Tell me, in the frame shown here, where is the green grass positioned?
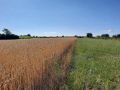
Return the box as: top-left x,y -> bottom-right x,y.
19,35 -> 32,39
62,38 -> 120,90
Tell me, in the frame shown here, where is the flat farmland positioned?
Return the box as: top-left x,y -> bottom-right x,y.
0,38 -> 75,90
63,39 -> 120,90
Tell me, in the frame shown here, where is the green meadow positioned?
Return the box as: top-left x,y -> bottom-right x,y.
62,38 -> 120,90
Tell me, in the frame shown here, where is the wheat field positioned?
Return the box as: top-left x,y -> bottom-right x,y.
0,38 -> 75,90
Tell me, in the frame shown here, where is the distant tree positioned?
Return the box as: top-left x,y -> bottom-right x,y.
96,35 -> 101,39
62,35 -> 64,37
74,35 -> 83,38
87,33 -> 93,38
112,35 -> 117,39
0,28 -> 19,39
101,34 -> 110,39
117,34 -> 120,38
0,34 -> 5,39
27,34 -> 31,37
19,35 -> 31,39
32,36 -> 36,38
2,28 -> 12,35
74,35 -> 78,37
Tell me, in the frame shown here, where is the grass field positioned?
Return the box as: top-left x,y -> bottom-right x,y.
62,38 -> 120,90
0,38 -> 75,90
1,38 -> 120,90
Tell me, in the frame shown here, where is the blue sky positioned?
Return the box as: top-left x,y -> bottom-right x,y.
0,0 -> 120,36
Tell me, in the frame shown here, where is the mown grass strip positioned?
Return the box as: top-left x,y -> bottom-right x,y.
62,38 -> 120,90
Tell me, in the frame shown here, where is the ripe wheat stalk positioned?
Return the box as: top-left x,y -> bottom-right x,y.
0,38 -> 75,90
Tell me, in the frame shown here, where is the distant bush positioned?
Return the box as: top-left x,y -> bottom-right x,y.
112,34 -> 120,39
96,35 -> 101,39
87,33 -> 93,38
74,35 -> 84,38
101,34 -> 110,39
74,35 -> 78,37
117,34 -> 120,37
112,35 -> 117,39
19,35 -> 32,39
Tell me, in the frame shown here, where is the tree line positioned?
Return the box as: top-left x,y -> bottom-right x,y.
75,33 -> 120,39
0,28 -> 33,40
0,28 -> 19,39
0,28 -> 120,40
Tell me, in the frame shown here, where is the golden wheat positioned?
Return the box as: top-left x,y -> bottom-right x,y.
0,38 -> 75,90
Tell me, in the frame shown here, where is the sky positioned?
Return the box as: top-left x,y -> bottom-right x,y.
0,0 -> 120,36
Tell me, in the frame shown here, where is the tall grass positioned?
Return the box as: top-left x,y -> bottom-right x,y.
63,38 -> 120,90
0,38 -> 75,90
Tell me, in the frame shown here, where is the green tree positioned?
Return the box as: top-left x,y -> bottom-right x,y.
2,28 -> 12,35
101,34 -> 110,39
27,34 -> 31,37
87,33 -> 93,38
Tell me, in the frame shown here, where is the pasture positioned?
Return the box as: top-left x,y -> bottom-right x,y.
63,38 -> 120,90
